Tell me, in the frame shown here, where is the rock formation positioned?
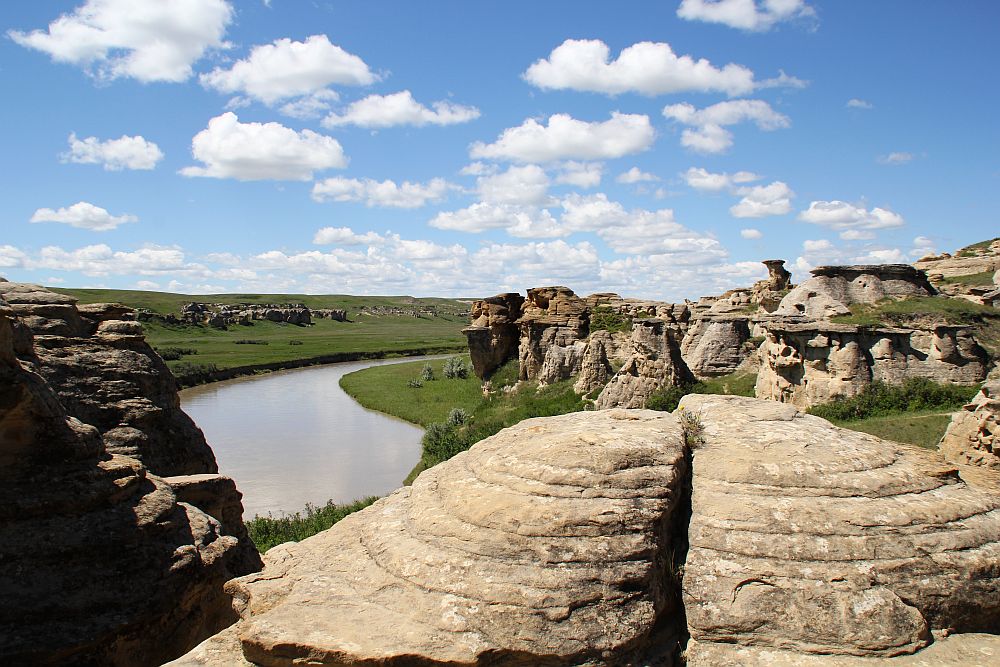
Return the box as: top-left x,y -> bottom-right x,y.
749,259 -> 793,312
0,284 -> 261,665
179,302 -> 314,328
174,396 -> 1000,666
462,292 -> 524,379
572,329 -> 630,396
776,264 -> 935,319
517,286 -> 590,382
595,318 -> 693,409
755,319 -> 988,407
679,314 -> 754,379
939,379 -> 1000,469
915,238 -> 1000,278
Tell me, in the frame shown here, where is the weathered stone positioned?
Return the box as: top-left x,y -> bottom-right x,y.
517,286 -> 588,382
595,319 -> 694,409
776,264 -> 935,319
915,241 -> 1000,279
463,292 -> 524,379
679,394 -> 1000,658
171,410 -> 690,666
749,259 -> 793,312
939,380 -> 1000,469
755,320 -> 988,407
679,314 -> 753,378
573,330 -> 630,396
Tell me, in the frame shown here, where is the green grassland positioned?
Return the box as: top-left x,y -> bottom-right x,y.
936,271 -> 996,286
833,411 -> 955,449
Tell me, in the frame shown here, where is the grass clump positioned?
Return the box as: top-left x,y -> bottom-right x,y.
443,356 -> 470,379
835,412 -> 956,449
155,346 -> 196,361
234,338 -> 269,345
420,363 -> 435,381
646,372 -> 758,412
831,296 -> 996,327
807,378 -> 973,422
936,271 -> 996,286
246,496 -> 378,553
170,361 -> 219,385
589,307 -> 632,334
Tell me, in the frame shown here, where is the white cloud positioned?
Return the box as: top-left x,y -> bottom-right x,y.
839,229 -> 875,241
470,112 -> 654,163
683,166 -> 759,191
313,227 -> 387,245
911,235 -> 937,258
429,203 -> 563,238
729,181 -> 794,217
877,151 -> 914,165
35,244 -> 192,276
9,0 -> 233,83
180,112 -> 347,181
740,228 -> 763,239
477,165 -> 552,206
459,162 -> 496,177
858,248 -> 906,264
847,98 -> 873,110
0,246 -> 29,269
523,38 -> 756,96
134,280 -> 160,290
560,193 -> 629,232
803,238 -> 834,253
311,176 -> 455,208
677,0 -> 816,32
554,162 -> 603,188
798,200 -> 905,230
62,133 -> 163,170
278,90 -> 340,120
30,201 -> 137,231
200,35 -> 375,105
322,90 -> 480,128
663,99 -> 790,153
617,167 -> 660,184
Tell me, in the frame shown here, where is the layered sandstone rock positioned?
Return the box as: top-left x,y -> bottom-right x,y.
939,380 -> 1000,469
915,239 -> 1000,279
0,290 -> 259,666
776,264 -> 935,319
462,292 -> 524,379
749,259 -> 793,312
572,329 -> 630,396
680,394 -> 1000,659
517,286 -> 589,383
679,314 -> 753,379
595,318 -> 693,409
171,410 -> 690,666
755,320 -> 988,407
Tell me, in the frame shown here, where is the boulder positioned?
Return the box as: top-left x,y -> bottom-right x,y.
462,292 -> 524,379
939,380 -> 1000,469
755,320 -> 988,408
680,394 -> 1000,659
776,264 -> 935,319
595,318 -> 694,409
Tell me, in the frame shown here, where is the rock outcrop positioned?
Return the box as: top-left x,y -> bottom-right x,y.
755,319 -> 988,407
462,292 -> 524,379
595,318 -> 693,409
679,314 -> 754,379
776,264 -> 935,319
939,380 -> 1000,469
915,239 -> 1000,279
176,396 -> 1000,666
749,259 -> 793,312
180,302 -> 313,328
572,329 -> 630,396
517,286 -> 589,383
0,286 -> 261,665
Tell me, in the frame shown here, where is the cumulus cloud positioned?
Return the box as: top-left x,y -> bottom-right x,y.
312,227 -> 387,246
524,39 -> 756,96
740,228 -> 763,239
322,90 -> 480,128
554,162 -> 603,188
560,193 -> 629,231
682,166 -> 759,191
617,167 -> 660,184
0,245 -> 29,269
8,0 -> 233,83
663,99 -> 789,153
429,203 -> 563,238
35,244 -> 191,276
729,181 -> 793,217
677,0 -> 816,32
62,133 -> 163,171
200,35 -> 375,105
476,165 -> 552,206
30,201 -> 137,231
847,98 -> 873,109
877,151 -> 914,165
839,229 -> 875,241
798,200 -> 905,230
180,112 -> 347,181
470,112 -> 654,163
311,176 -> 455,208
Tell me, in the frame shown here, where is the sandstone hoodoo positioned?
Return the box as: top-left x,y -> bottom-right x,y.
775,264 -> 936,319
174,397 -> 1000,665
939,378 -> 1000,469
0,282 -> 261,665
462,292 -> 524,380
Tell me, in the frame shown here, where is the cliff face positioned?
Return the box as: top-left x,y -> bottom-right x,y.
776,264 -> 935,319
174,396 -> 1000,666
0,281 -> 261,665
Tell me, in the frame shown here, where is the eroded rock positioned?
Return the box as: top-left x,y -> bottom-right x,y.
776,265 -> 935,319
679,314 -> 753,379
463,292 -> 524,379
939,380 -> 1000,469
595,318 -> 694,409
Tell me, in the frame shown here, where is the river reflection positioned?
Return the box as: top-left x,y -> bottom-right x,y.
180,357 -> 431,519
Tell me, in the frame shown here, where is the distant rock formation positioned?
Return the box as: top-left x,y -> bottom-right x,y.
749,258 -> 793,312
0,282 -> 261,665
755,319 -> 988,407
775,264 -> 935,319
174,397 -> 1000,665
939,379 -> 1000,469
915,238 -> 1000,278
461,292 -> 524,379
679,314 -> 753,378
517,286 -> 590,382
595,318 -> 694,409
180,302 -> 314,328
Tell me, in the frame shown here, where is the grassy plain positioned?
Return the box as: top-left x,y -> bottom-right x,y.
832,411 -> 955,449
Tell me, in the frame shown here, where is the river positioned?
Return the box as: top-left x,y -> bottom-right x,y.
179,357 -> 432,519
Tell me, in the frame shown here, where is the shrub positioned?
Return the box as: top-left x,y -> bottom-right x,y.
646,385 -> 690,412
421,363 -> 435,381
446,407 -> 471,426
170,362 -> 219,386
234,339 -> 269,345
679,408 -> 705,449
421,422 -> 469,466
288,339 -> 303,346
443,356 -> 469,379
407,379 -> 423,389
807,378 -> 975,422
246,496 -> 378,553
589,306 -> 632,334
156,346 -> 197,361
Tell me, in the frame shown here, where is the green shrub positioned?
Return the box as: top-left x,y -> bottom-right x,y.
589,307 -> 633,334
487,358 -> 520,386
646,385 -> 690,412
446,407 -> 471,426
246,496 -> 378,553
288,339 -> 303,345
421,363 -> 435,381
170,361 -> 219,386
234,338 -> 269,345
807,378 -> 975,422
407,378 -> 423,388
443,356 -> 469,379
156,346 -> 197,361
421,422 -> 469,466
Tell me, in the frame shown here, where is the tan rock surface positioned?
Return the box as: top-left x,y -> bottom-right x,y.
776,264 -> 935,319
939,380 -> 1000,469
517,286 -> 589,382
171,410 -> 690,666
679,314 -> 753,379
596,319 -> 694,409
679,394 -> 1000,658
463,292 -> 524,379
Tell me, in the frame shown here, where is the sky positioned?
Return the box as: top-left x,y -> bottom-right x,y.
1,0 -> 997,301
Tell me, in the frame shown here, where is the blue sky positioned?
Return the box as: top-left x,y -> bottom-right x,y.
1,0 -> 997,300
